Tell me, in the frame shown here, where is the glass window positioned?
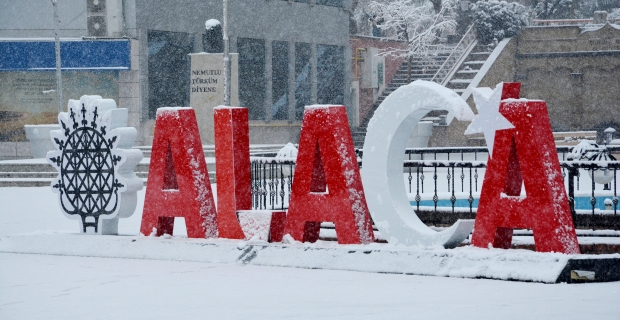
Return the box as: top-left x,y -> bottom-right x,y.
317,0 -> 342,7
272,41 -> 289,120
238,38 -> 266,120
147,30 -> 194,119
295,42 -> 312,120
317,44 -> 344,105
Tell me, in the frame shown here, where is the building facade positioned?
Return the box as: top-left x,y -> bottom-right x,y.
0,0 -> 352,148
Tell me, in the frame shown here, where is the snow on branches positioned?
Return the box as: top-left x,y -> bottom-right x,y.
367,0 -> 457,59
471,0 -> 530,45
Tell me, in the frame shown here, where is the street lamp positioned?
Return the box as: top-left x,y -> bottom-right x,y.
51,0 -> 63,113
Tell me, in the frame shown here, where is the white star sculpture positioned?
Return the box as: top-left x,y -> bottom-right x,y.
464,83 -> 515,158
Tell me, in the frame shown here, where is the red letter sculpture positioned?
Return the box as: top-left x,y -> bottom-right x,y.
213,107 -> 250,239
471,83 -> 580,254
140,107 -> 218,238
284,105 -> 375,244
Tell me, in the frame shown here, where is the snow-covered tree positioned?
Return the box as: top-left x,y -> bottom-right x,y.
367,0 -> 457,83
471,0 -> 530,45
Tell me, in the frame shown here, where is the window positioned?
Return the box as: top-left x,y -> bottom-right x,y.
317,44 -> 344,105
147,31 -> 193,119
238,38 -> 266,120
295,42 -> 312,120
272,41 -> 289,120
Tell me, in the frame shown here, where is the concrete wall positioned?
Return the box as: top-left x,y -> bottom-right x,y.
515,25 -> 620,135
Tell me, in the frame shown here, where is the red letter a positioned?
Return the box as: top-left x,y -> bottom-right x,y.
471,83 -> 580,254
284,106 -> 375,244
140,108 -> 218,238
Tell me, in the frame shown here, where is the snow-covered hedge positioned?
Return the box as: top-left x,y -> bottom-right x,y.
471,0 -> 530,45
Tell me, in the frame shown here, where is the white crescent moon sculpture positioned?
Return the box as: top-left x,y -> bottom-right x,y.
361,80 -> 476,248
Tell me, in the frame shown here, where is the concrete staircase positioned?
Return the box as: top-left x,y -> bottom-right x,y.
0,161 -> 152,187
444,44 -> 492,95
0,144 -> 286,187
352,51 -> 454,147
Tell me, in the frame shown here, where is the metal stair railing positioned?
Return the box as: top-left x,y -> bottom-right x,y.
430,23 -> 477,86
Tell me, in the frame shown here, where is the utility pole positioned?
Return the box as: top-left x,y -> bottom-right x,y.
52,0 -> 63,112
223,0 -> 231,106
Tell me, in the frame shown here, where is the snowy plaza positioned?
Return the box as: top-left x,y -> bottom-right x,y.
3,0 -> 620,319
2,187 -> 620,319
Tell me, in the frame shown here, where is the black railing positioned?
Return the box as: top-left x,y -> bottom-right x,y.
251,146 -> 620,230
251,158 -> 294,211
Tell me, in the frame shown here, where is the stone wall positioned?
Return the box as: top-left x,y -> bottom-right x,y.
439,23 -> 620,147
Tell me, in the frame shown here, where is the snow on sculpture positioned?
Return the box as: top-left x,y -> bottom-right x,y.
361,80 -> 475,248
47,95 -> 143,234
469,83 -> 580,254
213,106 -> 287,242
140,107 -> 218,238
285,105 -> 375,244
213,106 -> 251,239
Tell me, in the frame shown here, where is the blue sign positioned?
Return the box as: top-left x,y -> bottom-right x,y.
0,40 -> 131,71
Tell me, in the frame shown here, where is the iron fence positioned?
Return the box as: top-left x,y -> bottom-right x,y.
250,146 -> 620,230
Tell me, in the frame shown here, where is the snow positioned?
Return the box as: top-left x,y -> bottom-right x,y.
5,228 -> 620,284
304,104 -> 334,109
2,253 -> 619,320
367,0 -> 457,60
1,186 -> 620,318
275,142 -> 298,159
205,19 -> 221,30
237,210 -> 272,241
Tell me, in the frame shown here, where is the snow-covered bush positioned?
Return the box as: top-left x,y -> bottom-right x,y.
471,0 -> 530,45
535,0 -> 579,19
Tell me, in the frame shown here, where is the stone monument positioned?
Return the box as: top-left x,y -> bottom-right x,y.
189,53 -> 239,144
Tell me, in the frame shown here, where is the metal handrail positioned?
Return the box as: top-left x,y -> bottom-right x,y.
430,23 -> 477,84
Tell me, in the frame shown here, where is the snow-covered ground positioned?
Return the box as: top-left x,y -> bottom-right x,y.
2,252 -> 619,319
2,187 -> 620,319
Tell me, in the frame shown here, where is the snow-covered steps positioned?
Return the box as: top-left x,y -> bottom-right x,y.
463,60 -> 487,66
1,233 -> 619,283
448,79 -> 473,84
442,44 -> 492,96
0,177 -> 55,187
0,159 -> 214,187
